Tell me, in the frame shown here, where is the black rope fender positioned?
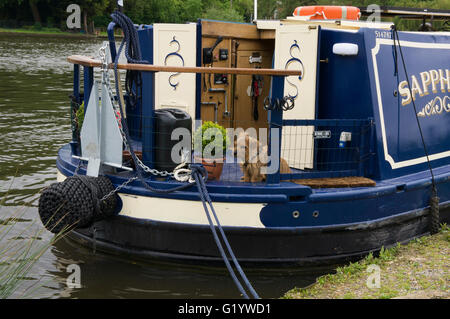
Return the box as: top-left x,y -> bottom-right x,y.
38,175 -> 118,234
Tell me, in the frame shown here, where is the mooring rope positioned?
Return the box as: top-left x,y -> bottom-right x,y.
110,10 -> 259,298
192,167 -> 260,299
392,25 -> 440,234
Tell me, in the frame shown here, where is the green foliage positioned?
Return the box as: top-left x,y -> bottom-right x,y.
76,102 -> 84,131
194,121 -> 230,159
32,21 -> 41,30
203,5 -> 245,22
1,0 -> 449,32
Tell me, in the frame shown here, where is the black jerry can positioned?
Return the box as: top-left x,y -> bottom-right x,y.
153,108 -> 192,172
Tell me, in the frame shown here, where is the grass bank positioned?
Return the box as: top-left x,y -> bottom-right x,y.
283,225 -> 449,299
0,27 -> 116,39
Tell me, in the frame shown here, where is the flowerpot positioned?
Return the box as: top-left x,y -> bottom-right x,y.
195,157 -> 225,181
123,150 -> 143,169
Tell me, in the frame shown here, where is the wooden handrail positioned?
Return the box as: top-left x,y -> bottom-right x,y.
67,55 -> 303,77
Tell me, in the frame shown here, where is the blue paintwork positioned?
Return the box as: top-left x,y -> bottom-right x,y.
73,64 -> 80,103
83,66 -> 94,113
317,28 -> 450,180
136,26 -> 155,167
65,21 -> 450,229
364,30 -> 450,180
266,75 -> 285,184
195,20 -> 202,121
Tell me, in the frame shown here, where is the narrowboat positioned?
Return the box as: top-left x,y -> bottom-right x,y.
39,4 -> 450,274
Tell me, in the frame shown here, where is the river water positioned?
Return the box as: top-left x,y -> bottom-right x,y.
0,33 -> 333,299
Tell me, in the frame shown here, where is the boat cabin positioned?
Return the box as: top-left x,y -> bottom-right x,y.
68,8 -> 450,186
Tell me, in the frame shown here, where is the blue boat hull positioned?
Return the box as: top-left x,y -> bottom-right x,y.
66,201 -> 449,267
55,142 -> 450,266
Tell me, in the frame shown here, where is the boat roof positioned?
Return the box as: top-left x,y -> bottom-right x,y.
359,6 -> 450,20
256,6 -> 449,32
280,17 -> 393,30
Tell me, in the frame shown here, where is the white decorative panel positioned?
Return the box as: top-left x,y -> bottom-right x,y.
153,23 -> 197,119
274,24 -> 319,169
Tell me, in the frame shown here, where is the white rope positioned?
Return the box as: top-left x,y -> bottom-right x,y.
173,162 -> 195,183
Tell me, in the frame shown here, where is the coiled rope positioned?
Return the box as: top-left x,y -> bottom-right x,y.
110,10 -> 144,111
38,175 -> 117,234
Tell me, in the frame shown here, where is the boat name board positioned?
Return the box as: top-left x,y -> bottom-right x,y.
398,68 -> 450,118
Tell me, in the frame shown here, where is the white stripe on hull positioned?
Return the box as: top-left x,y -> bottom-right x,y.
57,170 -> 266,227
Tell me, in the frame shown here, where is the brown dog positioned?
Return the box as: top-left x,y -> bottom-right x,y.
235,132 -> 291,182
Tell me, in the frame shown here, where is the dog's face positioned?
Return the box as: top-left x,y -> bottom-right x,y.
235,133 -> 260,163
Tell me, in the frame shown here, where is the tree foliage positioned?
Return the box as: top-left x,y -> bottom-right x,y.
0,0 -> 448,32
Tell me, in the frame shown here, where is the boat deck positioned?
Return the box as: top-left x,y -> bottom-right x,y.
58,143 -> 450,202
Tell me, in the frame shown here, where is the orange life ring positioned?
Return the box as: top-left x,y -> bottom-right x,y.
293,5 -> 361,21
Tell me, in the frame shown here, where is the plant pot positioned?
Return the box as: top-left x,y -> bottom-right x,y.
123,150 -> 143,169
195,156 -> 225,181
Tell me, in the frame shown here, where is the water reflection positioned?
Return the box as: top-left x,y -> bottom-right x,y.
46,238 -> 330,299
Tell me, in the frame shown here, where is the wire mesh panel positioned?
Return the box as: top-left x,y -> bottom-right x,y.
116,103 -> 373,184
280,119 -> 373,180
281,124 -> 315,170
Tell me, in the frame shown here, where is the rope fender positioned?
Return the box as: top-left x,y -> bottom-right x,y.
38,175 -> 117,234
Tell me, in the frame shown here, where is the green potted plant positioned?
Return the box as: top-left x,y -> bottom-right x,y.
194,121 -> 230,180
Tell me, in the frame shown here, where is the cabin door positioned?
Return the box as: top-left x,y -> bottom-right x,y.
274,24 -> 319,170
153,23 -> 197,120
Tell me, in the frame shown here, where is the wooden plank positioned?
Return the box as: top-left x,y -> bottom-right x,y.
68,55 -> 98,67
291,176 -> 376,188
67,55 -> 303,76
259,30 -> 275,40
201,20 -> 260,39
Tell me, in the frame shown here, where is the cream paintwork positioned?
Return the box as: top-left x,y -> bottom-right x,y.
118,194 -> 265,227
274,24 -> 319,170
371,38 -> 450,169
153,23 -> 197,119
57,170 -> 265,227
